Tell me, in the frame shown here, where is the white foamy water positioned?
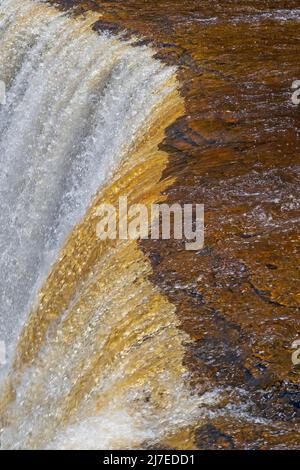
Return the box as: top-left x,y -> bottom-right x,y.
0,0 -> 175,362
46,389 -> 220,450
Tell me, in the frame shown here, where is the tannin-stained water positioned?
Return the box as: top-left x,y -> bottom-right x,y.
2,0 -> 299,451
0,0 -> 221,450
0,0 -> 175,352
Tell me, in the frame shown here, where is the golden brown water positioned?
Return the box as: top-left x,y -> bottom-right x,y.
0,0 -> 300,449
0,74 -> 192,449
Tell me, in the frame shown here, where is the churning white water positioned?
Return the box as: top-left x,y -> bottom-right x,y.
0,0 -> 176,365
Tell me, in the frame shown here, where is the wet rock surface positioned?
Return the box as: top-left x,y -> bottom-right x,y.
49,0 -> 300,448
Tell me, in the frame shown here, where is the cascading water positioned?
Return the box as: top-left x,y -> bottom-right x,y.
0,0 -> 220,450
0,0 -> 176,356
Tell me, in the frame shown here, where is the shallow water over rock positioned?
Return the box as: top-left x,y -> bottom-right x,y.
0,0 -> 299,449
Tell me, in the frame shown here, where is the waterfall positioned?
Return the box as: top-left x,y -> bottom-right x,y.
0,0 -> 175,357
0,0 -> 219,449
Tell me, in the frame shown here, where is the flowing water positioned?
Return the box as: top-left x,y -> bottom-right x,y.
0,0 -> 214,450
0,0 -> 300,450
0,0 -> 175,354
